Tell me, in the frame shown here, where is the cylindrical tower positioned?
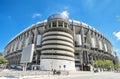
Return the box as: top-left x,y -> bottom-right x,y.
40,14 -> 76,70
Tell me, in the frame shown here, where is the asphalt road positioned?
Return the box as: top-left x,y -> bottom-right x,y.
51,72 -> 120,79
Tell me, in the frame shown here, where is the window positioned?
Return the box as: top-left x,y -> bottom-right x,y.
58,21 -> 63,27
49,25 -> 51,28
75,61 -> 79,63
75,53 -> 79,55
64,23 -> 67,28
84,37 -> 87,43
53,22 -> 56,27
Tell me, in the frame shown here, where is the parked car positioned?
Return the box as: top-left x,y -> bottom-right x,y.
16,66 -> 23,70
10,65 -> 23,70
10,65 -> 17,69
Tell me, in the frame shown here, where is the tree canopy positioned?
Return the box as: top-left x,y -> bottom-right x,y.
93,60 -> 114,68
0,56 -> 8,64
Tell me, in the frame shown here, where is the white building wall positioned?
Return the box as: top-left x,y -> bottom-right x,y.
91,37 -> 96,48
18,41 -> 21,50
18,39 -> 23,50
104,43 -> 108,52
40,59 -> 76,70
10,44 -> 13,53
14,41 -> 17,51
99,40 -> 103,50
41,30 -> 75,70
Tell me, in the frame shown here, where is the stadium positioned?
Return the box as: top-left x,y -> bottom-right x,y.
3,13 -> 118,71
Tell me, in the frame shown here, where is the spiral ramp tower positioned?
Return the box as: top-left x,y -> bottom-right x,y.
40,14 -> 76,70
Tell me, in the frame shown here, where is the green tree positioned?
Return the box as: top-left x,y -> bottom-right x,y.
114,64 -> 120,69
104,60 -> 114,68
93,60 -> 104,67
93,60 -> 114,71
0,56 -> 8,65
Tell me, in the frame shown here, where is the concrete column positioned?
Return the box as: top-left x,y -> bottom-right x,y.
29,31 -> 34,44
72,21 -> 76,41
21,34 -> 24,48
88,29 -> 92,48
28,30 -> 35,45
80,53 -> 83,71
13,41 -> 16,52
15,40 -> 18,51
91,55 -> 93,65
86,52 -> 89,63
24,34 -> 26,47
18,37 -> 21,50
51,21 -> 53,27
24,33 -> 28,47
96,34 -> 99,48
28,31 -> 31,45
33,27 -> 38,44
57,21 -> 58,27
67,23 -> 68,27
81,27 -> 84,45
16,39 -> 18,50
34,28 -> 38,64
63,22 -> 64,27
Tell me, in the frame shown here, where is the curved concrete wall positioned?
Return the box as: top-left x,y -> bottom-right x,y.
41,27 -> 75,70
40,59 -> 76,70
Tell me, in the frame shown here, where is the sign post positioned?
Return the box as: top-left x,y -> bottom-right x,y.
63,65 -> 66,70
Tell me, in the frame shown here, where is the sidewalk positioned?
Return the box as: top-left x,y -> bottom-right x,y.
0,69 -> 115,79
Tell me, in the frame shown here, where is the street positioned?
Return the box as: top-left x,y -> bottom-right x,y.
0,69 -> 120,79
51,72 -> 120,79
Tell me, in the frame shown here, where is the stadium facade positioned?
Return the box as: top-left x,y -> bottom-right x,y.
4,13 -> 118,71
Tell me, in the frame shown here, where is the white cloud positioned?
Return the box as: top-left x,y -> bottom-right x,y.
113,31 -> 120,40
32,13 -> 41,18
61,11 -> 69,18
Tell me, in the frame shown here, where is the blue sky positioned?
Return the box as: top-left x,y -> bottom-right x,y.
0,0 -> 120,58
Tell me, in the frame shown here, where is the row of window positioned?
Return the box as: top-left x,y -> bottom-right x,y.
46,21 -> 68,29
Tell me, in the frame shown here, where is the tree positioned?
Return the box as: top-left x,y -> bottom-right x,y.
114,64 -> 120,69
93,60 -> 114,71
93,60 -> 104,67
104,60 -> 114,68
0,56 -> 8,65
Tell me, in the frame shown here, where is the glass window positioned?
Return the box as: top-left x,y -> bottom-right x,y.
58,21 -> 63,27
64,23 -> 67,28
53,22 -> 56,27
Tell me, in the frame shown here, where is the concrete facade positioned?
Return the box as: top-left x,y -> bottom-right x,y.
3,13 -> 118,71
